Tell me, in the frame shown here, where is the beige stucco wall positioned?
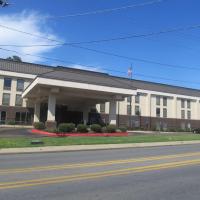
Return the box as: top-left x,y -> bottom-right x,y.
96,90 -> 200,120
0,75 -> 31,108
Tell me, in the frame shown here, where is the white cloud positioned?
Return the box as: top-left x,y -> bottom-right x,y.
0,11 -> 62,63
67,64 -> 105,73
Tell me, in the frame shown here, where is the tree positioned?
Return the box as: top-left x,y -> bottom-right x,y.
6,55 -> 22,62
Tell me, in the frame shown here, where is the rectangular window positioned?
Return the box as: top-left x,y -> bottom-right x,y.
15,94 -> 22,106
181,99 -> 185,108
135,94 -> 140,104
163,97 -> 167,107
135,106 -> 140,116
187,100 -> 191,109
4,78 -> 12,90
181,110 -> 185,119
187,110 -> 191,119
16,79 -> 24,91
127,96 -> 132,103
156,96 -> 160,106
100,103 -> 105,113
163,108 -> 167,118
2,93 -> 10,106
156,108 -> 160,117
127,105 -> 131,115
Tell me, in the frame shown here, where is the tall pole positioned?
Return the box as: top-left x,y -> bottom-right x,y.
128,64 -> 133,129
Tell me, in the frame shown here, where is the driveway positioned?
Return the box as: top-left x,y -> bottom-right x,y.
0,128 -> 42,138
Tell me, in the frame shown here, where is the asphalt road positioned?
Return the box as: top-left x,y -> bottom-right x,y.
1,144 -> 200,200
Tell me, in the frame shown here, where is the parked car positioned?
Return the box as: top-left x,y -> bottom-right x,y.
192,128 -> 200,134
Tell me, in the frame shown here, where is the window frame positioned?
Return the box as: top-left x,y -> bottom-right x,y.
16,79 -> 24,91
15,94 -> 23,107
2,93 -> 10,106
3,77 -> 12,90
156,96 -> 160,106
181,110 -> 185,119
156,107 -> 160,117
135,94 -> 140,104
163,108 -> 167,118
163,97 -> 167,107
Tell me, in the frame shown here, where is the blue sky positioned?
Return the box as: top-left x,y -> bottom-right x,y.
1,0 -> 200,89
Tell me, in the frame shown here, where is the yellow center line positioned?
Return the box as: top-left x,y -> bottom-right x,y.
1,151 -> 200,174
0,159 -> 200,190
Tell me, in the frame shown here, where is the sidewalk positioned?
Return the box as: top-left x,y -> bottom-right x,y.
1,140 -> 200,155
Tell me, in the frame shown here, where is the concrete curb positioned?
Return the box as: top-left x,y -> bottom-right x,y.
1,140 -> 200,155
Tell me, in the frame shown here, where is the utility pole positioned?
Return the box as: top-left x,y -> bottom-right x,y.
128,65 -> 133,128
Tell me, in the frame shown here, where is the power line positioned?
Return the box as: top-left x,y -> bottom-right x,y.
2,23 -> 200,47
2,23 -> 200,72
45,0 -> 164,19
1,47 -> 200,87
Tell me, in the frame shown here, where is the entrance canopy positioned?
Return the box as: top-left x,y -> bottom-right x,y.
22,67 -> 137,106
22,67 -> 137,128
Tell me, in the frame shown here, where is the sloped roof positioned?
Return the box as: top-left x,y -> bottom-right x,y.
0,58 -> 200,97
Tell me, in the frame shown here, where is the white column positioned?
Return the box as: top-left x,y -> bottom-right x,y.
194,100 -> 198,120
172,96 -> 177,118
146,93 -> 151,116
47,94 -> 56,121
109,99 -> 117,125
34,102 -> 40,122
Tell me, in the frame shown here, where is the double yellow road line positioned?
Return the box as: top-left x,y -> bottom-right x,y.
1,158 -> 200,190
1,151 -> 200,174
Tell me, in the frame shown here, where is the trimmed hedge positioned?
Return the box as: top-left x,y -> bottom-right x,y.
58,123 -> 75,133
106,125 -> 117,133
119,126 -> 127,132
33,122 -> 45,130
101,126 -> 107,133
7,120 -> 16,125
77,124 -> 88,133
91,124 -> 102,133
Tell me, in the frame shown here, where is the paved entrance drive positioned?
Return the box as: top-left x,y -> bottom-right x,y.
0,128 -> 42,138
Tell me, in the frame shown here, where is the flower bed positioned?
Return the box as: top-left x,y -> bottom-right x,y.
31,129 -> 128,137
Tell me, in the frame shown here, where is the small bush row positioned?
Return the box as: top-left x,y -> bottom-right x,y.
33,122 -> 127,133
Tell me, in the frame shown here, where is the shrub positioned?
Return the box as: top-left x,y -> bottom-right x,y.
77,124 -> 88,133
106,124 -> 117,133
119,126 -> 127,132
101,126 -> 107,133
58,123 -> 75,133
7,120 -> 16,125
33,122 -> 45,130
47,128 -> 58,133
91,124 -> 102,133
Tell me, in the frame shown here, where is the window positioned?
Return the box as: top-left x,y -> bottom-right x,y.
127,105 -> 131,115
16,79 -> 24,91
127,96 -> 132,103
135,94 -> 140,104
15,94 -> 22,106
163,97 -> 167,107
156,96 -> 160,106
135,106 -> 140,116
181,110 -> 185,119
15,112 -> 31,124
100,103 -> 105,113
2,93 -> 10,106
181,99 -> 185,108
187,110 -> 191,120
156,108 -> 160,117
187,100 -> 191,109
0,111 -> 6,124
4,78 -> 12,90
163,108 -> 167,118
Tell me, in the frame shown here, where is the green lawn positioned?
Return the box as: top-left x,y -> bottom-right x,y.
0,134 -> 200,148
